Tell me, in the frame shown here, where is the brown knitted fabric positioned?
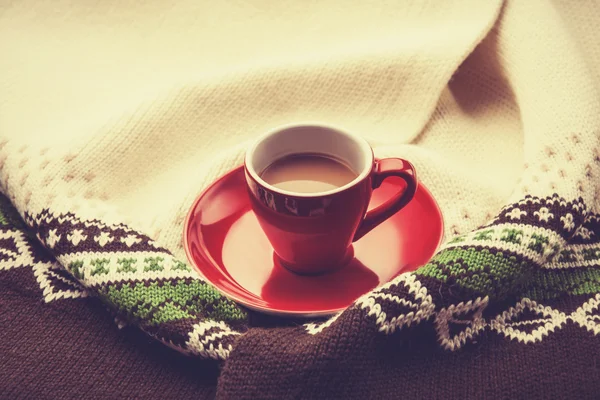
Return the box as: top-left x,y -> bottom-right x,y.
0,257 -> 219,399
218,299 -> 600,399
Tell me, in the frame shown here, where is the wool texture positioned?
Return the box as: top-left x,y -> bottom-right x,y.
1,0 -> 600,398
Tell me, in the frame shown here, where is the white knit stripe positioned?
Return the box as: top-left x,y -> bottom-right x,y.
304,312 -> 343,335
543,243 -> 600,269
370,292 -> 424,309
435,297 -> 489,351
502,318 -> 555,328
58,251 -> 200,287
489,298 -> 569,345
367,271 -> 429,296
570,294 -> 600,335
32,261 -> 88,303
354,273 -> 436,335
186,320 -> 241,360
45,266 -> 82,286
0,230 -> 37,270
25,212 -> 138,234
201,329 -> 241,345
0,247 -> 16,259
39,225 -> 163,252
0,230 -> 21,240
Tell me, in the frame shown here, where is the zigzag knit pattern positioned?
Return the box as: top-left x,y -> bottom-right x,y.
0,196 -> 248,360
2,189 -> 598,360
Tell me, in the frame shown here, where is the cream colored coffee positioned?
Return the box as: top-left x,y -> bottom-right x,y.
260,153 -> 357,193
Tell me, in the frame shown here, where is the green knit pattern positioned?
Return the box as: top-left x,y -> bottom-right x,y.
417,247 -> 534,300
414,195 -> 599,306
12,195 -> 249,358
523,268 -> 600,301
97,279 -> 247,326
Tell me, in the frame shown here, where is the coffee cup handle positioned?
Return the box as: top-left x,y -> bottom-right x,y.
352,158 -> 418,242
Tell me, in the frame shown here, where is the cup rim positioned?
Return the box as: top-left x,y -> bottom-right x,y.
244,122 -> 374,198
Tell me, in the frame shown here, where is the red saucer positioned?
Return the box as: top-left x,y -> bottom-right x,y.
183,166 -> 443,317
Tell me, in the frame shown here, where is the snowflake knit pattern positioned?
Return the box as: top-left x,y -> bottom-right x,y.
1,0 -> 600,398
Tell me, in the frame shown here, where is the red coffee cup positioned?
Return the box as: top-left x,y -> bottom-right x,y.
244,124 -> 417,274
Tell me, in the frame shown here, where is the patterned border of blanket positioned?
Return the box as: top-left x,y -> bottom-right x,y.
1,188 -> 598,359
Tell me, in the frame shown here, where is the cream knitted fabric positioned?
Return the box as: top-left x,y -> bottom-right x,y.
1,0 -> 600,337
1,0 -> 509,261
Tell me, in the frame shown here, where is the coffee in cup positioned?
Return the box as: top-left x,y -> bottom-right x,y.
260,153 -> 357,193
244,123 -> 417,274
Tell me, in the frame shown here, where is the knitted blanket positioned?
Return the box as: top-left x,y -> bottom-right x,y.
2,0 -> 600,398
